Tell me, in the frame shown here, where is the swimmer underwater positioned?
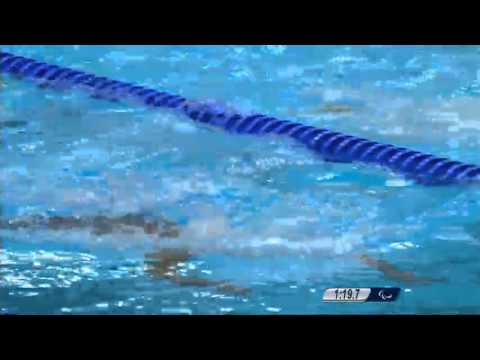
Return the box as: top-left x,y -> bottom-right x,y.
0,209 -> 444,293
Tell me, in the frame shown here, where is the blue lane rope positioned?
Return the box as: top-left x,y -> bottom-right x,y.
1,50 -> 479,186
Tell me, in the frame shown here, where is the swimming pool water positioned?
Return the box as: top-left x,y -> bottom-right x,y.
2,45 -> 480,314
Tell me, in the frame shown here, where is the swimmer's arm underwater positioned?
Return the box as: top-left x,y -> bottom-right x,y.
354,253 -> 446,285
145,248 -> 250,295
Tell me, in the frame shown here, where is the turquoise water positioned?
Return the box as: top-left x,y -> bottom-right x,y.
1,45 -> 480,314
